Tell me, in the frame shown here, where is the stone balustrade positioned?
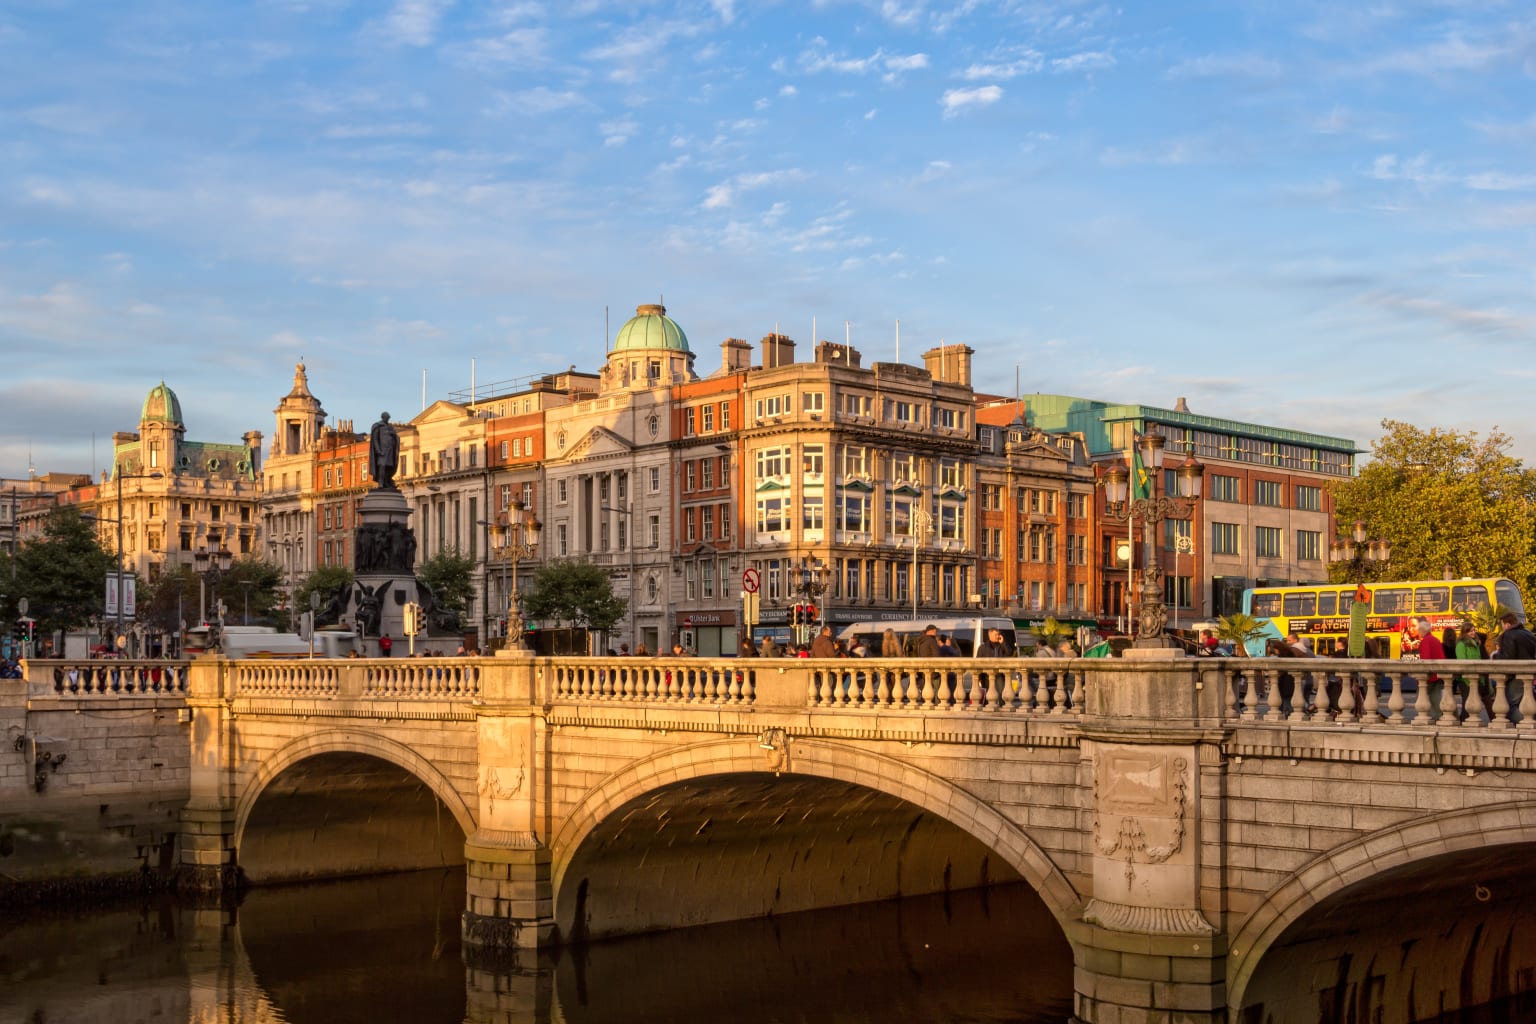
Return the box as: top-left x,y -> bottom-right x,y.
25,659 -> 188,697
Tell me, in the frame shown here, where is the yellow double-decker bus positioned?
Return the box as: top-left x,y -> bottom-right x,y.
1242,578 -> 1526,658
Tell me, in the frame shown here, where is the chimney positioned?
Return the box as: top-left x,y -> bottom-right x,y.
922,343 -> 974,387
722,337 -> 752,373
1174,397 -> 1190,413
815,341 -> 862,368
760,333 -> 796,369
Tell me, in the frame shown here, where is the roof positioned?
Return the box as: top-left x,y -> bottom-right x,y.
141,381 -> 184,427
1024,393 -> 1358,456
612,303 -> 690,353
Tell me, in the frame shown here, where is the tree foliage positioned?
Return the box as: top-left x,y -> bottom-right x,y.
8,506 -> 116,635
294,565 -> 355,615
1217,612 -> 1270,657
523,558 -> 627,635
417,548 -> 475,615
1330,421 -> 1536,598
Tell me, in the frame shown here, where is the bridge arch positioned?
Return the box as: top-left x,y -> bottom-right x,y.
549,735 -> 1082,931
1227,799 -> 1536,1008
232,728 -> 478,849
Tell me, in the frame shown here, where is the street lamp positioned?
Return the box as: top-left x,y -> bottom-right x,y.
109,470 -> 163,650
1102,435 -> 1203,648
1329,519 -> 1390,580
193,544 -> 234,648
790,556 -> 830,646
489,499 -> 542,651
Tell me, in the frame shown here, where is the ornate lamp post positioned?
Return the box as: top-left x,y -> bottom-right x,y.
1329,519 -> 1390,579
1102,434 -> 1203,648
193,544 -> 234,649
910,504 -> 933,618
491,499 -> 542,651
789,555 -> 830,647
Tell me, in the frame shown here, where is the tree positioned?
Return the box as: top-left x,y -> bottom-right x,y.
221,558 -> 287,626
1216,612 -> 1270,657
1330,421 -> 1536,597
294,565 -> 354,618
523,558 -> 627,636
10,506 -> 116,637
140,565 -> 200,636
417,548 -> 475,617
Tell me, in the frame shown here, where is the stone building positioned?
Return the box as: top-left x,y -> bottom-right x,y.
261,363 -> 328,596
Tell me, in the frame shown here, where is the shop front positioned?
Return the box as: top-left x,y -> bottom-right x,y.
679,609 -> 737,656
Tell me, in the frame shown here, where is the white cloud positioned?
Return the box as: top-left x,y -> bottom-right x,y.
940,85 -> 1002,118
585,18 -> 708,84
702,183 -> 734,209
962,55 -> 1043,80
1465,172 -> 1536,192
711,0 -> 735,23
601,118 -> 640,147
368,0 -> 453,47
797,38 -> 928,79
915,160 -> 951,182
884,53 -> 930,73
701,169 -> 807,210
779,85 -> 797,97
457,28 -> 549,69
1166,53 -> 1283,80
490,86 -> 588,116
1051,51 -> 1115,74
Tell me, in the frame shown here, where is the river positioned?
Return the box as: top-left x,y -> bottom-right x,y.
0,872 -> 1076,1024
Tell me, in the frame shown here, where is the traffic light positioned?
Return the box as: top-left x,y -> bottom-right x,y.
17,618 -> 33,644
403,602 -> 417,637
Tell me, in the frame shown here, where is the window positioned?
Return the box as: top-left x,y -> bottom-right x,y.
841,445 -> 868,477
1163,574 -> 1193,610
686,563 -> 696,600
721,402 -> 731,429
839,493 -> 871,532
1210,475 -> 1240,502
701,459 -> 714,490
1164,517 -> 1191,550
936,407 -> 958,429
1296,485 -> 1322,512
685,511 -> 696,542
888,495 -> 914,536
685,408 -> 696,435
524,435 -> 533,455
802,445 -> 824,477
804,391 -> 824,414
603,520 -> 614,549
891,454 -> 914,483
557,523 -> 569,556
324,469 -> 332,487
700,404 -> 713,432
1255,526 -> 1282,558
1297,529 -> 1322,561
513,438 -> 522,457
521,482 -> 534,507
844,559 -> 860,600
1067,493 -> 1087,519
557,479 -> 568,504
888,399 -> 917,423
757,446 -> 790,478
1254,480 -> 1282,507
939,459 -> 962,489
650,467 -> 661,492
842,392 -> 870,417
718,502 -> 730,540
499,441 -> 509,460
702,505 -> 714,537
802,495 -> 824,531
1067,534 -> 1088,566
702,560 -> 714,599
649,514 -> 660,548
981,484 -> 1002,511
1211,522 -> 1239,555
757,497 -> 787,533
685,463 -> 696,491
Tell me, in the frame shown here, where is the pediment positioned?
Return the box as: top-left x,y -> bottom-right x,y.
409,400 -> 474,427
563,425 -> 634,461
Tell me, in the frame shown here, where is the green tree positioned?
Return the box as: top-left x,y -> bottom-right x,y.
294,565 -> 355,619
1330,421 -> 1536,596
140,565 -> 200,635
523,558 -> 627,636
221,558 -> 287,626
1216,612 -> 1270,657
11,506 -> 116,636
417,548 -> 475,617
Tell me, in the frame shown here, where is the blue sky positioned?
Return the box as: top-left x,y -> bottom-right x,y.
3,0 -> 1534,480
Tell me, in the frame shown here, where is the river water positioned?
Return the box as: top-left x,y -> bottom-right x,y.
0,871 -> 1076,1024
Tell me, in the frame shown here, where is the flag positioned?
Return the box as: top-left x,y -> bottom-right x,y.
1131,438 -> 1152,501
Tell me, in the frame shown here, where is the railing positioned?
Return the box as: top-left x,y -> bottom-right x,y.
1218,657 -> 1536,730
363,659 -> 481,700
26,660 -> 188,697
552,659 -> 755,704
230,658 -> 482,700
234,661 -> 341,699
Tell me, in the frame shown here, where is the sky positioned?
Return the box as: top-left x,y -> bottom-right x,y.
2,0 -> 1535,481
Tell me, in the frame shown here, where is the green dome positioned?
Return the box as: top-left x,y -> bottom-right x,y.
141,381 -> 184,426
612,303 -> 690,353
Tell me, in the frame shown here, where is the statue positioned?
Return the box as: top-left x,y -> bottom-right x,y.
369,412 -> 400,491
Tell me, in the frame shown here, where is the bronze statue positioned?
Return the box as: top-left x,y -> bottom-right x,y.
369,412 -> 400,490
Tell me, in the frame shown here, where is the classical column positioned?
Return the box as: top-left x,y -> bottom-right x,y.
462,656 -> 554,956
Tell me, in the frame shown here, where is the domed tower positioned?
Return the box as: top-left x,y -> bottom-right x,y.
603,303 -> 696,392
272,361 -> 327,457
132,380 -> 186,476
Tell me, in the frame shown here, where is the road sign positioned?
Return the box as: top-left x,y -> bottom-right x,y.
683,616 -> 694,628
742,567 -> 760,593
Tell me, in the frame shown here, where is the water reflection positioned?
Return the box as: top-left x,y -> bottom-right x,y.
0,871 -> 1074,1024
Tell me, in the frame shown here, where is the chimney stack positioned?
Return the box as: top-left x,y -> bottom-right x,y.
760,333 -> 796,369
922,343 -> 974,387
722,337 -> 752,373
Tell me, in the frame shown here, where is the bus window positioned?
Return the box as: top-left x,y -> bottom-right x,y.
1452,585 -> 1488,613
1373,588 -> 1411,615
1282,592 -> 1316,617
1413,586 -> 1449,613
1496,579 -> 1527,619
1318,591 -> 1338,616
1340,590 -> 1356,613
1251,593 -> 1282,618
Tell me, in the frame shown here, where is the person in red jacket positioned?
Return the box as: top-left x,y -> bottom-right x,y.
379,633 -> 393,658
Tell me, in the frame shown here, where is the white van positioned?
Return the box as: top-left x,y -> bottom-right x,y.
220,626 -> 359,659
836,617 -> 1019,658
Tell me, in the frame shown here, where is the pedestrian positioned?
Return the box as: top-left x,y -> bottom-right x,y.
619,643 -> 631,656
978,628 -> 1009,658
851,639 -> 869,657
379,632 -> 393,658
1416,616 -> 1449,717
811,625 -> 837,658
937,634 -> 961,657
914,624 -> 941,658
759,635 -> 779,658
740,638 -> 758,658
1455,621 -> 1487,717
635,643 -> 650,657
881,628 -> 902,658
1494,612 -> 1536,660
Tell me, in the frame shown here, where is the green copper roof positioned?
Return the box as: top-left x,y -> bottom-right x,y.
1024,393 -> 1358,455
141,381 -> 184,427
612,303 -> 690,353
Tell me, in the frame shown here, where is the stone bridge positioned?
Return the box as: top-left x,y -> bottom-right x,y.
18,652 -> 1536,1022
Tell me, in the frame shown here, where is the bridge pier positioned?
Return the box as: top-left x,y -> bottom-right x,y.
179,655 -> 243,895
462,652 -> 556,954
1071,655 -> 1228,1023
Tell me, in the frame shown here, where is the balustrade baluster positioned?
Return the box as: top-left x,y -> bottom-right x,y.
1383,672 -> 1407,724
1517,674 -> 1536,731
1358,669 -> 1379,722
917,669 -> 935,710
1436,666 -> 1458,726
875,669 -> 891,708
983,669 -> 1001,712
1460,673 -> 1485,727
1411,666 -> 1434,726
1491,675 -> 1513,730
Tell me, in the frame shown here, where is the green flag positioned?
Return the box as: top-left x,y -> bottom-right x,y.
1131,442 -> 1152,501
1347,584 -> 1370,657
